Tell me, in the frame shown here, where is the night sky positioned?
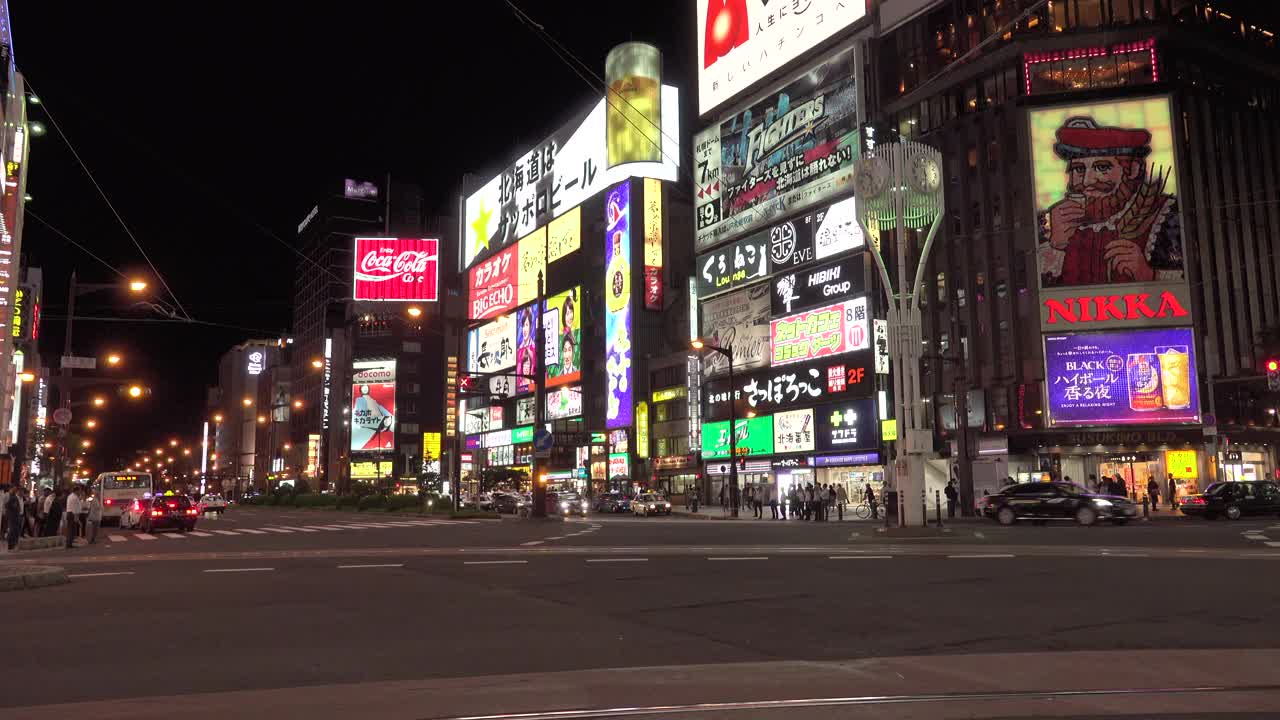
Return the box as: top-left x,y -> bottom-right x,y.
15,1 -> 692,468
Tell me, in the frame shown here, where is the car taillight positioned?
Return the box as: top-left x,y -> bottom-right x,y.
186,509 -> 197,515
104,499 -> 113,506
167,502 -> 178,508
1185,496 -> 1206,505
150,510 -> 164,517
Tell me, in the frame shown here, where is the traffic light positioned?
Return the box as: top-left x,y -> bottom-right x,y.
1268,359 -> 1280,391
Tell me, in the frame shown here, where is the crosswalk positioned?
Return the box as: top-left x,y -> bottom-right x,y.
103,519 -> 473,544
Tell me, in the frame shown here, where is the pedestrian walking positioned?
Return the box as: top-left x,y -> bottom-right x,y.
945,479 -> 959,519
1146,476 -> 1160,512
1167,475 -> 1178,509
836,484 -> 848,521
719,483 -> 727,513
35,488 -> 49,536
754,485 -> 764,519
22,487 -> 36,537
768,484 -> 778,519
865,483 -> 878,520
786,486 -> 798,520
1087,474 -> 1099,493
4,484 -> 21,551
826,485 -> 836,522
43,489 -> 62,538
688,485 -> 699,514
85,490 -> 103,544
64,487 -> 83,549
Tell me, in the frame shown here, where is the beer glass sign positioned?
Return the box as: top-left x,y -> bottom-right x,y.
1044,328 -> 1199,427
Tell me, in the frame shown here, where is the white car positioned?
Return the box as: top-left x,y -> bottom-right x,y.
198,494 -> 228,515
632,493 -> 672,516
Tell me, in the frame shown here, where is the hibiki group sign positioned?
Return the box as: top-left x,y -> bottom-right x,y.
353,238 -> 440,302
463,88 -> 681,272
694,47 -> 860,251
351,360 -> 396,451
770,297 -> 869,366
1044,327 -> 1200,427
771,254 -> 863,316
697,0 -> 867,115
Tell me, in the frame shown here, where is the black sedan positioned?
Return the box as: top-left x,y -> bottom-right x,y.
982,482 -> 1138,526
593,492 -> 631,513
1180,480 -> 1280,520
492,492 -> 528,514
138,495 -> 199,534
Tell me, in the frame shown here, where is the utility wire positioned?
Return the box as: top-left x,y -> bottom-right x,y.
42,314 -> 281,336
25,209 -> 127,279
23,78 -> 193,321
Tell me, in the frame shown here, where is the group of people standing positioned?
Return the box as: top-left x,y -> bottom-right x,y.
718,481 -> 879,521
1083,473 -> 1180,510
1,484 -> 103,551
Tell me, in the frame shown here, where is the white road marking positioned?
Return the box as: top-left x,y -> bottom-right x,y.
1265,542 -> 1280,548
947,554 -> 1014,559
1102,552 -> 1151,557
188,531 -> 214,537
108,535 -> 127,542
829,555 -> 893,560
336,524 -> 376,529
586,558 -> 648,563
203,567 -> 274,573
306,525 -> 344,531
708,556 -> 768,561
338,563 -> 404,569
271,526 -> 318,533
463,560 -> 528,565
68,571 -> 136,578
261,528 -> 294,534
211,530 -> 240,536
520,540 -> 544,546
237,529 -> 268,535
158,532 -> 187,539
1177,549 -> 1208,553
547,536 -> 567,540
134,533 -> 157,541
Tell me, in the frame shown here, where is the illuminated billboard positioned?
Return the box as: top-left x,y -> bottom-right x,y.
1030,96 -> 1191,330
462,87 -> 681,272
704,353 -> 874,419
697,0 -> 867,115
1044,328 -> 1200,427
815,398 -> 879,452
547,205 -> 581,263
515,306 -> 538,395
351,359 -> 396,451
605,182 -> 634,429
468,230 -> 547,321
467,314 -> 516,375
702,415 -> 774,459
770,297 -> 869,367
700,284 -> 770,377
771,254 -> 864,316
643,178 -> 664,310
547,384 -> 583,421
773,408 -> 815,454
353,237 -> 440,302
694,47 -> 860,251
544,286 -> 581,388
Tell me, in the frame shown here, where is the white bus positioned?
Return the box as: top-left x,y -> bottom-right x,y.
92,472 -> 154,523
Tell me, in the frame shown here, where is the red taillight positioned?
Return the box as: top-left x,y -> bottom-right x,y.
186,509 -> 197,515
167,501 -> 178,508
104,499 -> 114,506
150,510 -> 164,517
1186,496 -> 1206,505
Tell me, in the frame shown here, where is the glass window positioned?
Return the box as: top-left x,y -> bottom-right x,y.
655,403 -> 669,423
1049,0 -> 1068,31
937,272 -> 948,304
1124,48 -> 1154,85
983,74 -> 998,107
1075,0 -> 1104,28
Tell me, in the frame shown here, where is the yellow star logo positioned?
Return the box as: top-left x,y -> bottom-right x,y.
471,199 -> 493,257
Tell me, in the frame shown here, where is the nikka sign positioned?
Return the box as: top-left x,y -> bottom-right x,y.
1038,283 -> 1192,330
353,238 -> 440,302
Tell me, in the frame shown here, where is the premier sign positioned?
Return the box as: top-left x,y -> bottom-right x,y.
1039,283 -> 1192,330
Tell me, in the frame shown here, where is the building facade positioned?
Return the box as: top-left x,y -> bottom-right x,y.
211,339 -> 281,492
872,0 -> 1280,505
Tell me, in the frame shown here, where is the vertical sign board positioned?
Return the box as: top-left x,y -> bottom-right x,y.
636,401 -> 650,458
643,178 -> 664,310
605,181 -> 634,429
351,360 -> 396,451
544,286 -> 582,388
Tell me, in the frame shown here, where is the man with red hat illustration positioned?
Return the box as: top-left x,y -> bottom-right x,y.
1038,116 -> 1181,287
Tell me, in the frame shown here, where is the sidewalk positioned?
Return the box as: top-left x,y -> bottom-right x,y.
672,507 -> 1196,523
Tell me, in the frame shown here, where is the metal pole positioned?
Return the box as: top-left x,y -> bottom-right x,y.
54,271 -> 77,491
532,271 -> 547,518
727,352 -> 738,518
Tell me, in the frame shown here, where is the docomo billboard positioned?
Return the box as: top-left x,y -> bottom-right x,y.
351,360 -> 396,452
694,47 -> 860,252
462,87 -> 681,272
1044,327 -> 1200,428
770,297 -> 869,367
353,238 -> 440,302
697,0 -> 867,115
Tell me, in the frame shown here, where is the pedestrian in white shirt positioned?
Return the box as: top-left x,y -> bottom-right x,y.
64,487 -> 83,549
85,492 -> 104,544
836,484 -> 849,521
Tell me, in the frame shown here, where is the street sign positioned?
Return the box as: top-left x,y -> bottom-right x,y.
52,408 -> 72,426
553,431 -> 592,447
533,429 -> 554,458
60,356 -> 97,370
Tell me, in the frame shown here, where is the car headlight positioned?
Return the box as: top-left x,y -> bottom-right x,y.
581,501 -> 589,509
1092,498 -> 1113,507
649,503 -> 657,509
664,502 -> 671,508
560,502 -> 569,510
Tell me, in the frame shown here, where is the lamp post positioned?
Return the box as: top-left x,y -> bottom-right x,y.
851,139 -> 946,525
693,339 -> 738,517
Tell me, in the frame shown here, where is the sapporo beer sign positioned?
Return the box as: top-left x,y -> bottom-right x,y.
704,352 -> 873,420
771,254 -> 863,316
353,238 -> 440,302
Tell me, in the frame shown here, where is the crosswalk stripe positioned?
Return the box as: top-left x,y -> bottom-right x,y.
212,530 -> 240,536
271,526 -> 318,533
238,529 -> 268,535
261,528 -> 294,534
305,525 -> 343,531
135,533 -> 157,541
337,524 -> 376,529
158,532 -> 187,539
108,534 -> 128,542
188,531 -> 213,537
318,525 -> 351,530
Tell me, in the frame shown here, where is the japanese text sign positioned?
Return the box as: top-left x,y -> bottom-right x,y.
770,297 -> 869,366
605,182 -> 634,429
701,415 -> 775,459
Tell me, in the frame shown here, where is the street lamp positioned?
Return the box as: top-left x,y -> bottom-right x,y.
127,385 -> 144,398
692,338 -> 740,517
18,372 -> 34,383
106,353 -> 122,366
129,280 -> 148,293
93,396 -> 106,407
311,358 -> 323,369
242,397 -> 253,407
406,306 -> 423,318
213,413 -> 223,423
85,419 -> 97,429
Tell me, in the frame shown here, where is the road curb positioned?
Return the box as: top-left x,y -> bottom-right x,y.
0,565 -> 69,591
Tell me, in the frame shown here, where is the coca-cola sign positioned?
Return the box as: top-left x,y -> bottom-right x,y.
353,238 -> 440,302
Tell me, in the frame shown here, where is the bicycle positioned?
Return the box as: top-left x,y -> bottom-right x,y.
851,502 -> 872,520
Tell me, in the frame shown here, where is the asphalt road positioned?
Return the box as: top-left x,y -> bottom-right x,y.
5,507 -> 1280,718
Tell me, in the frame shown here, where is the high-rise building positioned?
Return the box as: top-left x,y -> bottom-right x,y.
211,339 -> 281,492
871,0 -> 1280,504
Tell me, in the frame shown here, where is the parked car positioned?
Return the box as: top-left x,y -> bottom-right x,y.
632,492 -> 672,516
197,494 -> 228,515
1180,480 -> 1280,520
981,482 -> 1138,526
120,495 -> 199,533
548,492 -> 589,516
593,492 -> 631,513
493,492 -> 528,514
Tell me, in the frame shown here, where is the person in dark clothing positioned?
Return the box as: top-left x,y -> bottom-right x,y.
3,485 -> 21,550
1167,476 -> 1179,509
865,484 -> 878,520
44,489 -> 65,538
944,480 -> 959,519
1146,476 -> 1160,512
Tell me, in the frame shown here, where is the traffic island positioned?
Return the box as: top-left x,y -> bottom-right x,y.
0,565 -> 69,591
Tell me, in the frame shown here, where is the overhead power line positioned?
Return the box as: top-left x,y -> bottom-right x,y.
25,209 -> 127,279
